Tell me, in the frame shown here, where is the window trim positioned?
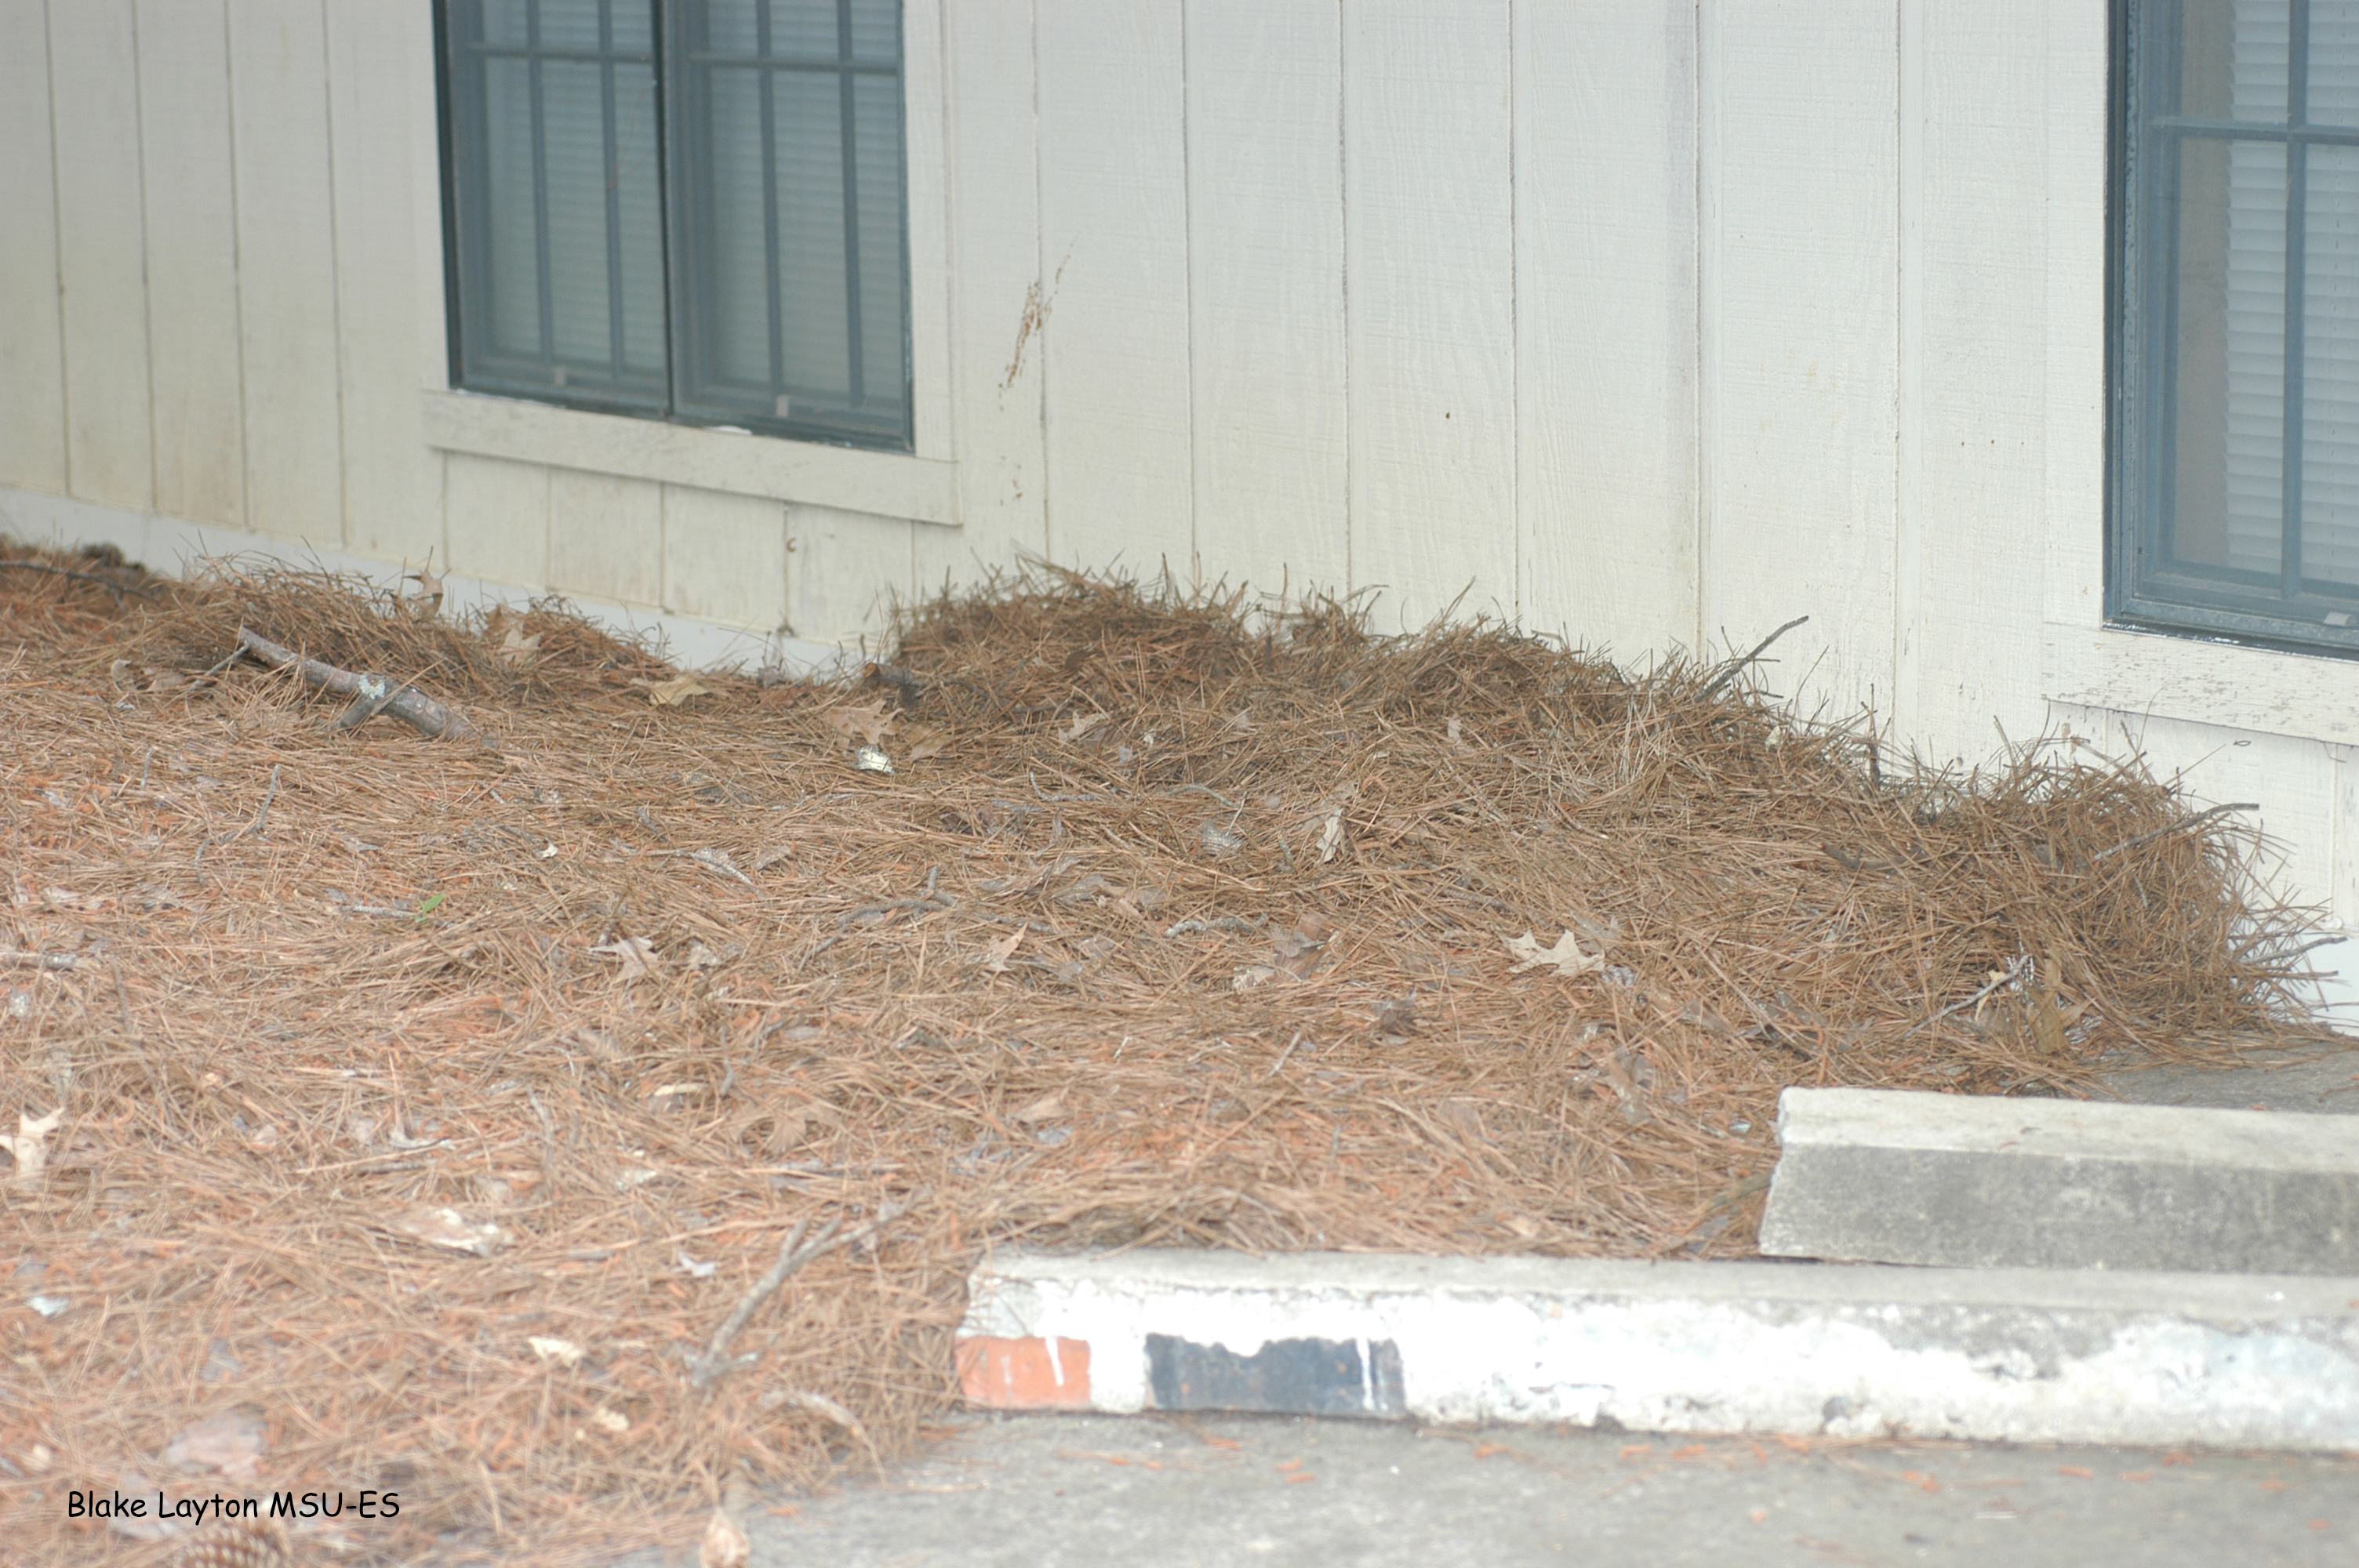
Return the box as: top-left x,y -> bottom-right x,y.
2106,0 -> 2359,659
431,0 -> 932,459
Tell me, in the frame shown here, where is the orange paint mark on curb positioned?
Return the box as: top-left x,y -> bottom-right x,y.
956,1335 -> 1093,1409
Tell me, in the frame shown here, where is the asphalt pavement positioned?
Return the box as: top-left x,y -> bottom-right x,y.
614,1410 -> 2359,1568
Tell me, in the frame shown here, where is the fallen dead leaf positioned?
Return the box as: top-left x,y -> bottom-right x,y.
1506,929 -> 1605,978
635,673 -> 714,707
528,1336 -> 586,1367
1372,996 -> 1421,1042
389,1206 -> 508,1258
824,701 -> 896,746
979,931 -> 1023,975
163,1406 -> 267,1483
496,626 -> 543,665
700,1507 -> 751,1568
1270,916 -> 1330,979
591,935 -> 660,980
1,1106 -> 64,1181
1011,1091 -> 1064,1125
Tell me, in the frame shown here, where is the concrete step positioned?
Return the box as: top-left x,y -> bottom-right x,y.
958,1248 -> 2359,1451
1757,1087 -> 2359,1275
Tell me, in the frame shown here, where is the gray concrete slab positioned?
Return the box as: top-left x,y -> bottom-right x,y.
2100,1041 -> 2359,1117
609,1411 -> 2359,1568
1757,1087 -> 2359,1275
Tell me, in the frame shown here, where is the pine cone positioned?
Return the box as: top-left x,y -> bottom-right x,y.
168,1518 -> 293,1568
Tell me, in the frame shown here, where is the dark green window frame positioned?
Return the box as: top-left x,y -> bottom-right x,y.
435,0 -> 912,452
2113,1 -> 2359,653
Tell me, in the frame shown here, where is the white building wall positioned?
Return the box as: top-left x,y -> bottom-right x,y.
1,0 -> 2355,993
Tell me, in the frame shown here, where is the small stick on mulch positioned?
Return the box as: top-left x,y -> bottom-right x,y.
0,558 -> 154,607
2,949 -> 86,971
690,1195 -> 918,1390
235,626 -> 492,746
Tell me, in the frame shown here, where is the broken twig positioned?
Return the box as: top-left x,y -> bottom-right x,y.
1699,615 -> 1809,701
2091,801 -> 2256,862
690,1195 -> 916,1389
0,559 -> 153,606
194,764 -> 281,878
1,950 -> 84,972
235,626 -> 489,746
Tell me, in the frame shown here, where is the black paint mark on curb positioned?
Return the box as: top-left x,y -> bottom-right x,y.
1146,1334 -> 1407,1417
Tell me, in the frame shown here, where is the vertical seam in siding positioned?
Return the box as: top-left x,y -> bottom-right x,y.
1896,0 -> 1915,745
1691,0 -> 1707,651
1178,0 -> 1198,586
131,1 -> 159,514
1338,0 -> 1351,592
1893,0 -> 1921,743
1031,0 -> 1050,561
1507,0 -> 1519,620
317,0 -> 350,547
42,0 -> 72,499
223,0 -> 253,535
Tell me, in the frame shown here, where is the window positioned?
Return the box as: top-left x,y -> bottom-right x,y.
2114,0 -> 2359,652
438,0 -> 911,451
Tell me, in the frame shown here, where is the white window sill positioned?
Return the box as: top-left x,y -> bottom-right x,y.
2043,619 -> 2359,749
420,388 -> 958,526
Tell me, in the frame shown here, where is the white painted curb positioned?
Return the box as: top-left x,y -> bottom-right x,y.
960,1250 -> 2359,1452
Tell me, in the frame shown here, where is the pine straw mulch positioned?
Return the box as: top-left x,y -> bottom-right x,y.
0,539 -> 2337,1565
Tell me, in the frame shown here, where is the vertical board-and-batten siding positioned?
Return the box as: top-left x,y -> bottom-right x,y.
135,0 -> 245,529
0,0 -> 67,495
1343,2 -> 1518,631
922,0 -> 1047,593
1700,0 -> 1900,720
1899,0 -> 2052,753
1513,4 -> 1698,659
1185,0 -> 1349,599
326,0 -> 442,566
1036,0 -> 1194,575
48,0 -> 154,514
228,0 -> 347,543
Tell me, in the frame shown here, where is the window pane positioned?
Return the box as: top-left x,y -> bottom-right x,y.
769,0 -> 841,57
2305,145 -> 2359,588
543,62 -> 619,368
773,70 -> 851,403
705,0 -> 760,56
2310,1 -> 2359,124
853,71 -> 906,413
616,68 -> 665,376
849,0 -> 897,64
482,0 -> 531,48
449,2 -> 665,406
669,0 -> 910,445
703,67 -> 775,387
538,0 -> 609,53
2179,0 -> 2288,121
482,57 -> 544,361
2223,139 -> 2288,579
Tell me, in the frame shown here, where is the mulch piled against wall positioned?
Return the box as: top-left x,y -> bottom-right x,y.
0,539 -> 2334,1565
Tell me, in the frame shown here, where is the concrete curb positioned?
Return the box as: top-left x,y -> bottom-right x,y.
1758,1087 -> 2359,1275
959,1249 -> 2359,1451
